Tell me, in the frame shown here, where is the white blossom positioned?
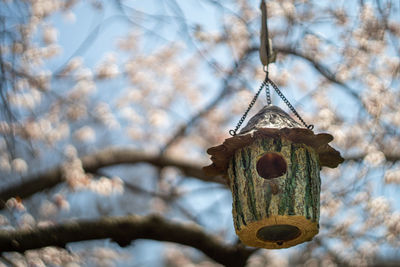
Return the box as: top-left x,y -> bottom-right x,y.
42,25 -> 58,44
74,126 -> 96,143
11,158 -> 28,174
367,196 -> 390,217
384,169 -> 400,184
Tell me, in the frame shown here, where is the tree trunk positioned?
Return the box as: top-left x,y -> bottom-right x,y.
227,136 -> 320,249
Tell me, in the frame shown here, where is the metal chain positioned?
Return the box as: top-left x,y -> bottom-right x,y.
267,77 -> 314,130
264,66 -> 272,105
229,75 -> 268,136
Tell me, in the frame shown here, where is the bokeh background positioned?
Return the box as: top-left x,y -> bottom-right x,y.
0,0 -> 399,266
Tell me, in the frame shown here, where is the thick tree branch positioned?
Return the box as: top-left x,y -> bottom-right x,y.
0,148 -> 226,209
1,146 -> 399,210
0,214 -> 255,267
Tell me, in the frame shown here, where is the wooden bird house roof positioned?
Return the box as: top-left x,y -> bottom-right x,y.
203,105 -> 344,177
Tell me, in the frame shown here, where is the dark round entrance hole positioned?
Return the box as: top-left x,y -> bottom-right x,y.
256,152 -> 287,179
256,224 -> 301,245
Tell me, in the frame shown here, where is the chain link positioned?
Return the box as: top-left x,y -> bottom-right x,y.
229,70 -> 314,136
267,77 -> 314,130
229,75 -> 268,136
265,71 -> 272,105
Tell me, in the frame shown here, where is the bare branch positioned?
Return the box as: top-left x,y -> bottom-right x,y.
0,214 -> 255,267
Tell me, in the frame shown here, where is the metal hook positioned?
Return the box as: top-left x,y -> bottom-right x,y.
259,0 -> 276,67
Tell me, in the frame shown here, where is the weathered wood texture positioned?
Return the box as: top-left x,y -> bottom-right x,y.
228,137 -> 320,249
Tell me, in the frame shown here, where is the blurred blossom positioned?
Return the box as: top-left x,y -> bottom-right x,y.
37,70 -> 52,91
282,1 -> 296,18
232,90 -> 253,114
321,198 -> 342,218
62,157 -> 90,189
94,102 -> 120,129
0,154 -> 11,172
127,127 -> 144,140
367,196 -> 390,217
39,200 -> 58,218
64,144 -> 78,159
117,32 -> 139,51
5,197 -> 26,212
333,8 -> 348,25
267,1 -> 283,17
151,198 -> 168,214
363,145 -> 385,166
53,194 -> 70,211
0,214 -> 10,227
32,0 -> 61,18
119,106 -> 143,123
360,4 -> 375,22
11,158 -> 28,174
67,104 -> 87,121
40,246 -> 80,266
150,109 -> 169,127
42,25 -> 58,44
12,42 -> 24,54
224,15 -> 249,58
304,34 -> 320,50
384,169 -> 400,184
86,247 -> 128,267
96,63 -> 119,79
336,65 -> 350,82
75,67 -> 93,81
63,10 -> 76,23
95,53 -> 119,79
86,176 -> 125,195
70,80 -> 96,99
316,108 -> 335,129
74,126 -> 96,143
42,44 -> 62,58
47,122 -> 70,144
111,176 -> 124,193
60,57 -> 83,75
14,78 -> 29,91
384,212 -> 400,236
353,191 -> 369,205
27,257 -> 46,267
164,246 -> 195,267
37,221 -> 54,228
8,90 -> 41,109
18,213 -> 36,229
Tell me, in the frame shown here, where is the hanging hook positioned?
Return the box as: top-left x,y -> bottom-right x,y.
259,0 -> 276,67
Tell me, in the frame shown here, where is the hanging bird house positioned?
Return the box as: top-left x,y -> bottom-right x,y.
203,105 -> 343,249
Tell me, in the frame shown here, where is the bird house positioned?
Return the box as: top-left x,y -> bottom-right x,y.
203,105 -> 343,249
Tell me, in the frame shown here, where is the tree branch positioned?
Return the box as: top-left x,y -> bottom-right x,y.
1,145 -> 399,210
0,214 -> 255,267
0,148 -> 226,209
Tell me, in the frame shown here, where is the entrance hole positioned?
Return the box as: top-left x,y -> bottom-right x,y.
256,152 -> 287,179
256,224 -> 301,245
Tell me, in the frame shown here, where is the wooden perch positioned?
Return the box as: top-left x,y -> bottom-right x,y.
0,214 -> 255,267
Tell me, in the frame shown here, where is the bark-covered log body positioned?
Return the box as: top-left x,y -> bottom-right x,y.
227,136 -> 320,249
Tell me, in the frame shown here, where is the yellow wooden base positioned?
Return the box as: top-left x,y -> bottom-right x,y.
236,215 -> 318,249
